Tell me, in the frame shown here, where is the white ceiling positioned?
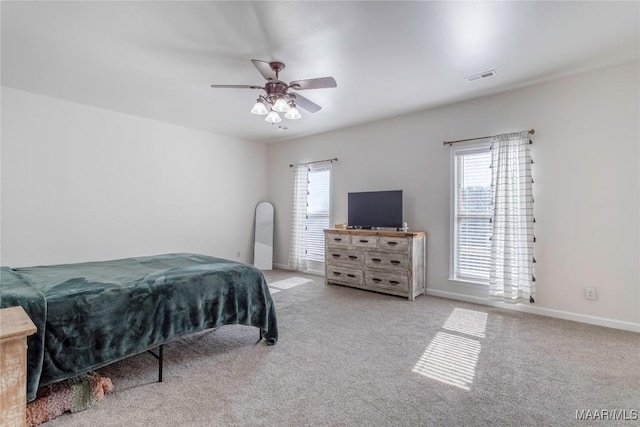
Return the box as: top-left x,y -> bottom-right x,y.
2,1 -> 638,143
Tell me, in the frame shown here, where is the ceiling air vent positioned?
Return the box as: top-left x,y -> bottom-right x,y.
465,69 -> 496,82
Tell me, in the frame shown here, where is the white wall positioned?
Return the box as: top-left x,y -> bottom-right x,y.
1,87 -> 267,266
268,61 -> 639,328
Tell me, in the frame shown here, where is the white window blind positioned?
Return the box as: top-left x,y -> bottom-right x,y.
306,164 -> 331,263
288,165 -> 309,271
454,147 -> 492,282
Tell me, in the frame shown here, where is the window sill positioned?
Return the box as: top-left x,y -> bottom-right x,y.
448,277 -> 489,288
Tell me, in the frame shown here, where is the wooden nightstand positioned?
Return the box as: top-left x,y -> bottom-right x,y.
0,306 -> 37,427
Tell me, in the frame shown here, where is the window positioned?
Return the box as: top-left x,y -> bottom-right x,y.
451,144 -> 492,283
305,164 -> 331,264
289,161 -> 332,273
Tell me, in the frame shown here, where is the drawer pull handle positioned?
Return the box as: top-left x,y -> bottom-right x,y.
359,239 -> 369,243
372,278 -> 382,283
387,241 -> 398,246
390,260 -> 401,265
348,255 -> 357,260
333,271 -> 342,276
332,254 -> 341,258
334,238 -> 343,242
347,274 -> 356,278
371,258 -> 381,263
389,280 -> 400,286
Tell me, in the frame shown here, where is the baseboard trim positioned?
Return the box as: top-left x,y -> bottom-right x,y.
426,289 -> 640,333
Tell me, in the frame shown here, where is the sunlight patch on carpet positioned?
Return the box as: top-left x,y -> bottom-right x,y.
268,277 -> 312,290
269,288 -> 281,294
413,307 -> 488,390
442,308 -> 488,338
412,332 -> 481,390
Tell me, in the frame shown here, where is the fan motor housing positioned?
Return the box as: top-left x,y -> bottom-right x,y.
265,81 -> 288,98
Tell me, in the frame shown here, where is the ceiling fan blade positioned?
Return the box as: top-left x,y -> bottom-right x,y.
289,77 -> 337,90
251,59 -> 277,81
291,93 -> 322,113
210,85 -> 263,89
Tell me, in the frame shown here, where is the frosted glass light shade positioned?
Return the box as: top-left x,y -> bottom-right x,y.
284,106 -> 301,120
272,97 -> 290,113
251,101 -> 268,115
265,111 -> 282,123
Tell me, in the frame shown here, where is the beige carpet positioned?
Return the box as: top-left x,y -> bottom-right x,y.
45,269 -> 639,426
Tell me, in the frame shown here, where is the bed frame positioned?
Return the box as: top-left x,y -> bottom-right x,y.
147,326 -> 265,384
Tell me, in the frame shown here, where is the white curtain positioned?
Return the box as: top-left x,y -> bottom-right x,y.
489,131 -> 535,303
288,165 -> 309,270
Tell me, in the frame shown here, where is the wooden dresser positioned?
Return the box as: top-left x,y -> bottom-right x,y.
0,306 -> 37,427
324,228 -> 425,300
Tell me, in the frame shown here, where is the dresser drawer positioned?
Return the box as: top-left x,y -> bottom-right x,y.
365,270 -> 408,292
326,265 -> 363,285
379,236 -> 409,252
326,248 -> 364,266
326,233 -> 350,248
351,235 -> 377,249
365,251 -> 410,271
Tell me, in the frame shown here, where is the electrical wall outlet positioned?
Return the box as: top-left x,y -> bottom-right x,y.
236,251 -> 241,258
585,287 -> 597,300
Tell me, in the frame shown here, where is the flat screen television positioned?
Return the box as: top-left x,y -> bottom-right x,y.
348,190 -> 403,229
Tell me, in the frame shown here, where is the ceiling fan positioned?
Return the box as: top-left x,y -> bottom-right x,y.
210,59 -> 337,124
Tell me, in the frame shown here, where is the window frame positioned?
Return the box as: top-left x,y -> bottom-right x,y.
449,141 -> 492,286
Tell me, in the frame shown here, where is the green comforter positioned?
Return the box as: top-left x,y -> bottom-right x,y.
0,253 -> 278,402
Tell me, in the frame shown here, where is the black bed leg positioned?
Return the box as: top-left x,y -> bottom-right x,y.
147,344 -> 164,383
158,344 -> 163,382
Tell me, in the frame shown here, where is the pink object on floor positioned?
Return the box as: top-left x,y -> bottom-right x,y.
26,373 -> 114,426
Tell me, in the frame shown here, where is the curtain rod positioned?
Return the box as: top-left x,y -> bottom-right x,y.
443,129 -> 535,146
289,157 -> 338,167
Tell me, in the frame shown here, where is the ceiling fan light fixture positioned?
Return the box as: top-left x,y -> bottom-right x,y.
284,105 -> 301,120
251,100 -> 268,115
265,111 -> 282,123
211,59 -> 336,126
272,97 -> 290,113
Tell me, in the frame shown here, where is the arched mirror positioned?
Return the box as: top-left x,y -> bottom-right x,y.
253,201 -> 274,270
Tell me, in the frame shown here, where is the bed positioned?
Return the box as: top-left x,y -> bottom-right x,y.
0,253 -> 278,402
